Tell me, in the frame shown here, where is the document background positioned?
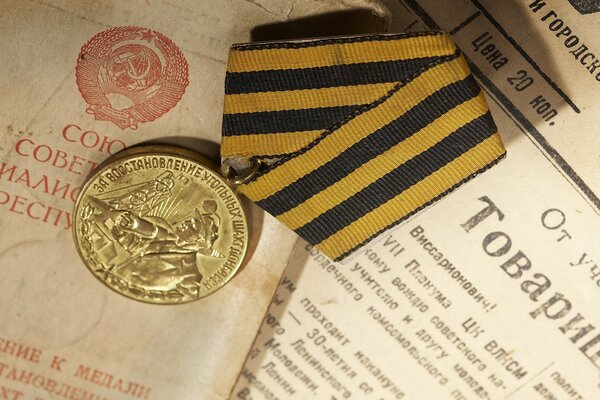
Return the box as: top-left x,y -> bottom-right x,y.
0,1 -> 388,399
232,1 -> 600,399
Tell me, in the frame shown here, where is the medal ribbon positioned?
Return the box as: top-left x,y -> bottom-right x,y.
221,32 -> 506,261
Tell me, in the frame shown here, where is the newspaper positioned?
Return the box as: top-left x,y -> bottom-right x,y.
0,1 -> 388,399
233,1 -> 600,399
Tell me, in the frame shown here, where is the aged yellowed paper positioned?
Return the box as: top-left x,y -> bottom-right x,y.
0,1 -> 388,399
233,1 -> 600,399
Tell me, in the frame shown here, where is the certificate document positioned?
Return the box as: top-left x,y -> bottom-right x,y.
0,1 -> 387,399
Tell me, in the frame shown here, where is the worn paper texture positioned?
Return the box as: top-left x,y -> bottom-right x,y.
233,1 -> 600,399
0,1 -> 388,399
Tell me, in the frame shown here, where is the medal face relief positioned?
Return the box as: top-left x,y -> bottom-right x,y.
73,146 -> 248,304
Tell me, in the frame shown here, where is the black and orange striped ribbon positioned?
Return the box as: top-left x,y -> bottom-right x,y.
221,32 -> 506,261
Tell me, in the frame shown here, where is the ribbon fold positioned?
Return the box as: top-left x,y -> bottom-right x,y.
222,32 -> 506,261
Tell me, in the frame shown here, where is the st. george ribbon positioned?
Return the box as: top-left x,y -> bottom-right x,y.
221,31 -> 506,261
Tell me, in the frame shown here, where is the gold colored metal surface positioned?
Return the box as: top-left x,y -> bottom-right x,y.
73,145 -> 248,304
221,157 -> 266,186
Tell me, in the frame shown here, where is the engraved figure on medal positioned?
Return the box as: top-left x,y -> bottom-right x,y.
74,148 -> 248,304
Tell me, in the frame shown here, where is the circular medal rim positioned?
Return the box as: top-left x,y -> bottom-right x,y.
72,144 -> 249,305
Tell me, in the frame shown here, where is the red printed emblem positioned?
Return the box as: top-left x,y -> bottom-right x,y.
76,26 -> 189,130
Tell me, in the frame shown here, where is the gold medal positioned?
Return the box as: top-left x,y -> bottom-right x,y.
73,32 -> 506,303
73,145 -> 249,304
